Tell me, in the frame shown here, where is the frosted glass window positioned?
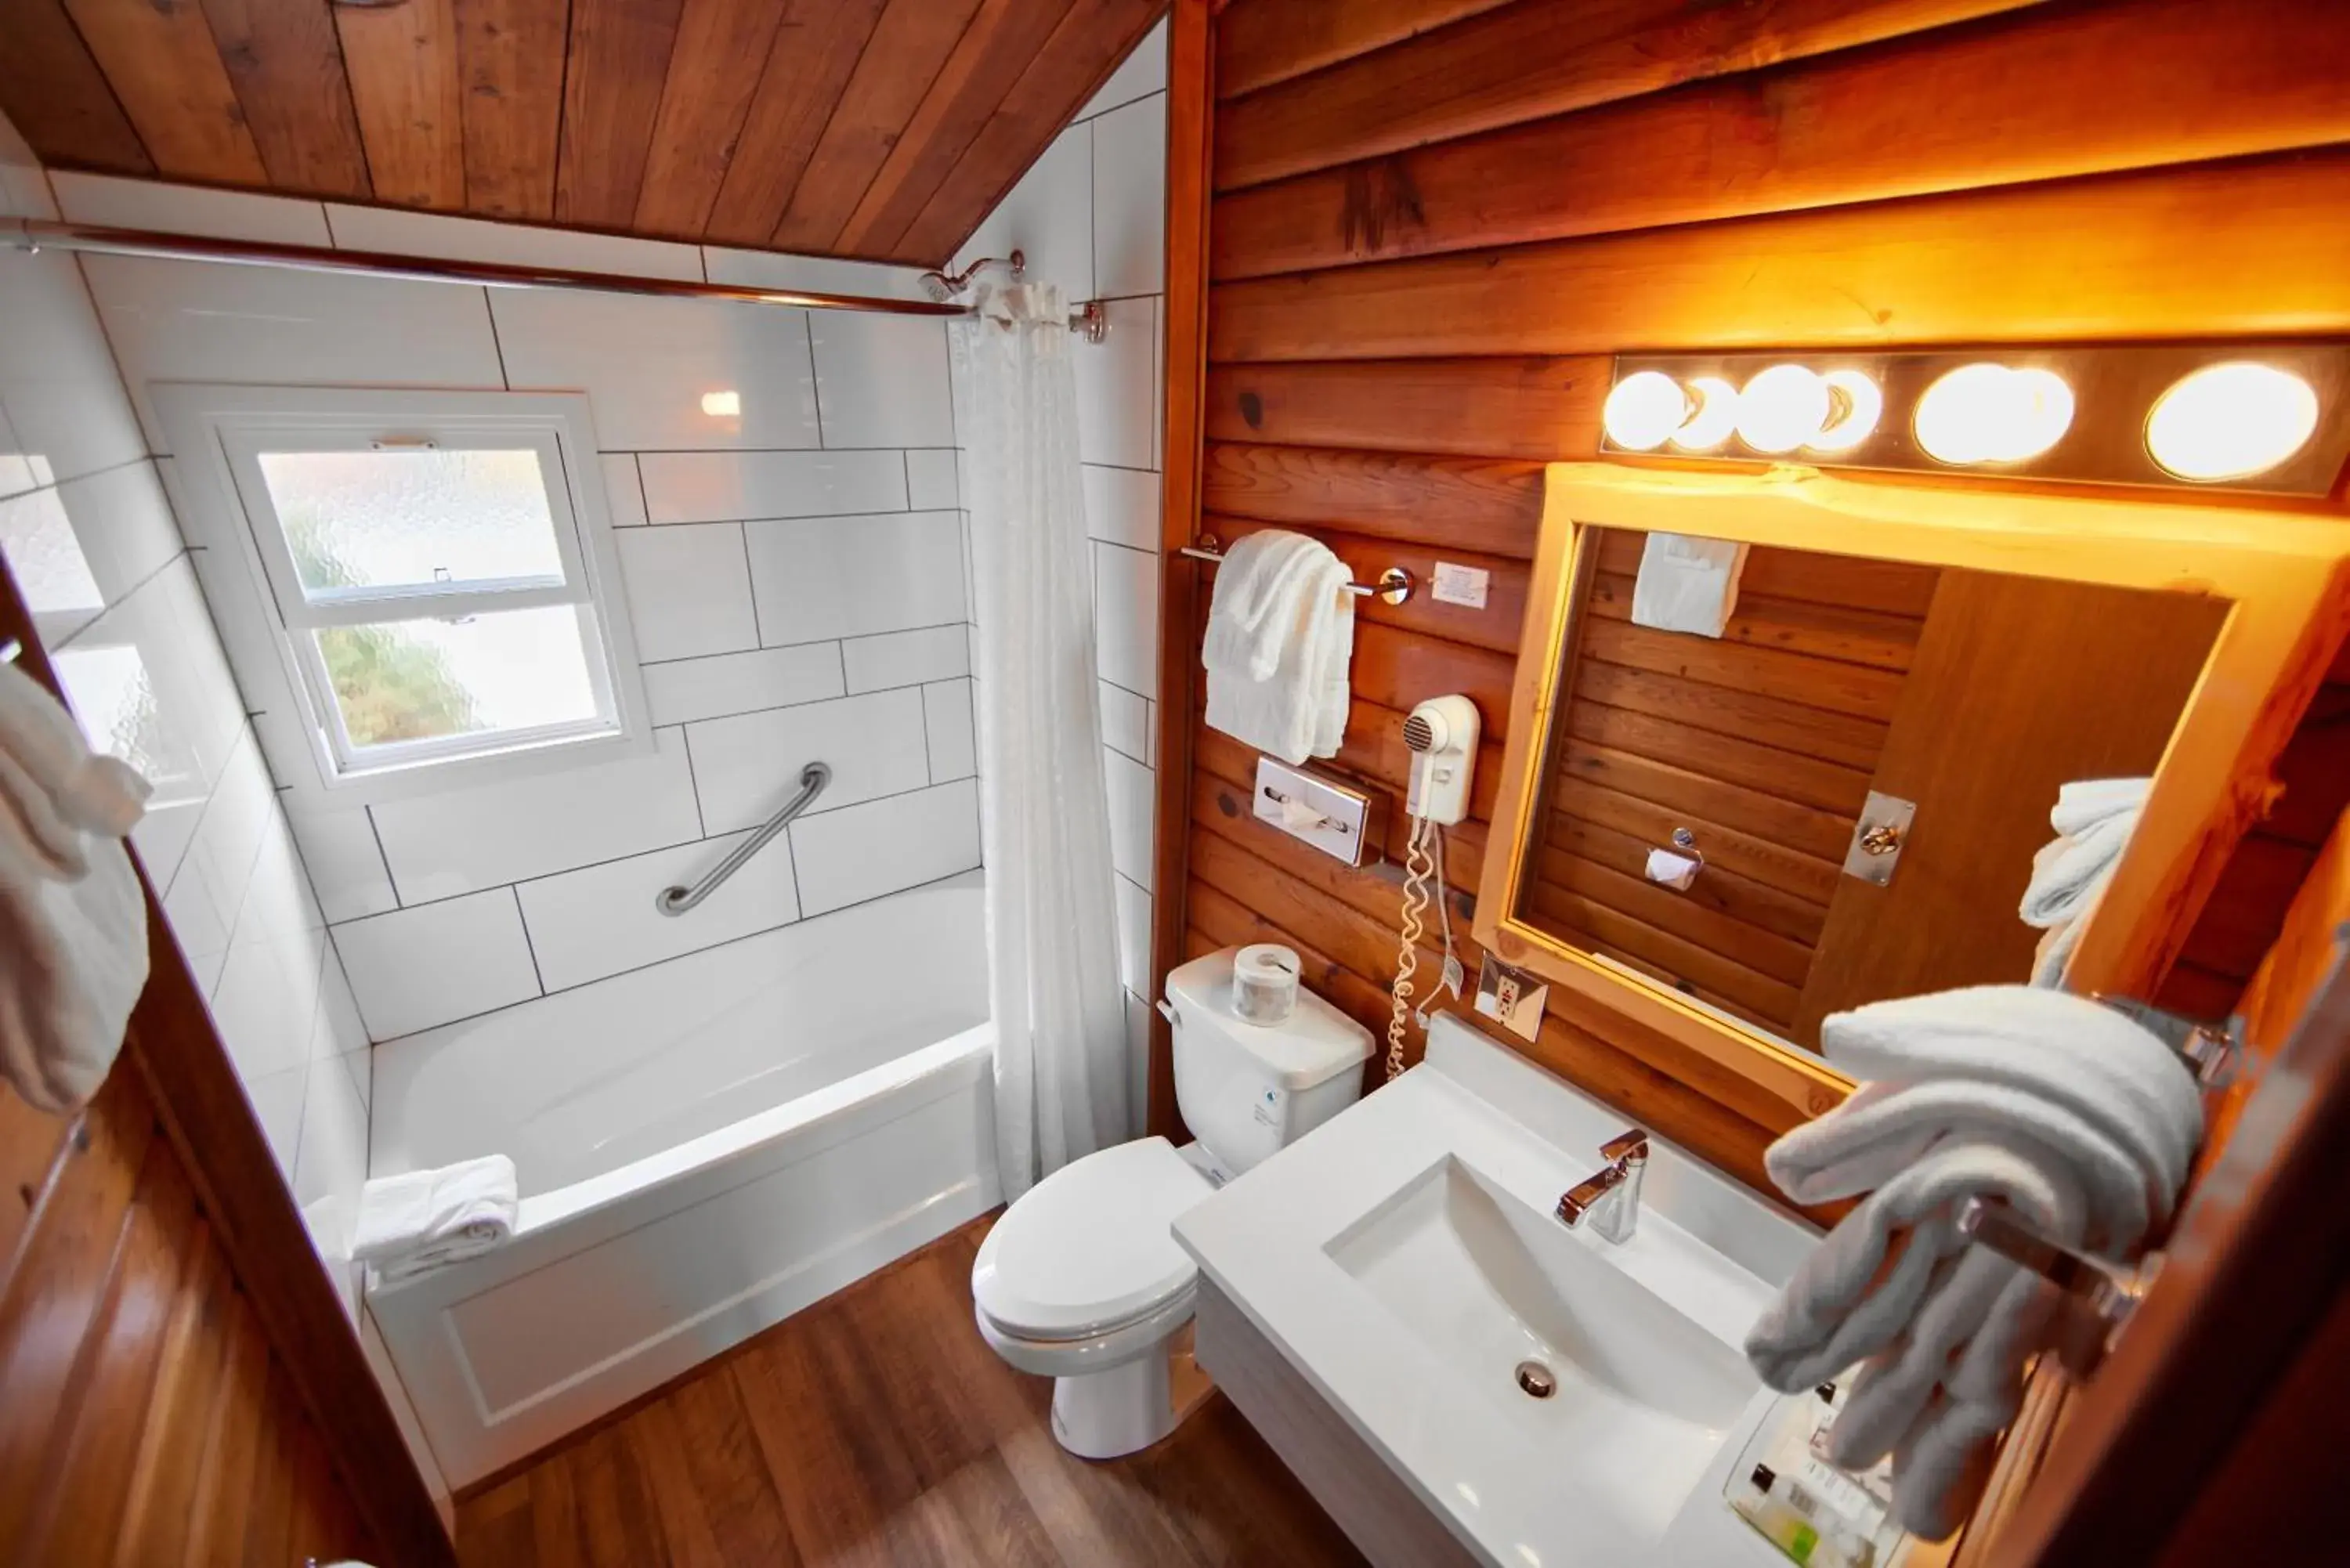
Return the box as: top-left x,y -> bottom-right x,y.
311,605 -> 602,752
256,448 -> 564,599
162,385 -> 649,799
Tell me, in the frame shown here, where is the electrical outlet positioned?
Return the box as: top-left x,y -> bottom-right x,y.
1475,953 -> 1547,1042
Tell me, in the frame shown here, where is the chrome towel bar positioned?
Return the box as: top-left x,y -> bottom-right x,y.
656,761 -> 830,916
1177,535 -> 1414,605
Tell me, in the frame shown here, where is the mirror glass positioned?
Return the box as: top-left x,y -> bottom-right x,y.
1512,526 -> 2229,1059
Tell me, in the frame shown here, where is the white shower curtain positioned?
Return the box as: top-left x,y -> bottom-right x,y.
950,281 -> 1130,1201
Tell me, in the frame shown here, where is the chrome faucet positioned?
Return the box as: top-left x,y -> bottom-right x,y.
1556,1129 -> 1649,1243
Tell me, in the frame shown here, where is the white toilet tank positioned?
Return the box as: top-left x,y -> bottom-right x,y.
1165,948 -> 1374,1176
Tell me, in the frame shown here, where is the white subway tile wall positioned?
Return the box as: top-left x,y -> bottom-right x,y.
4,12 -> 1168,1194
51,168 -> 996,1064
949,22 -> 1169,1131
2,126 -> 372,1315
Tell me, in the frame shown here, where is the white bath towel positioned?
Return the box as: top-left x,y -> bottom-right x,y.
355,1154 -> 519,1284
2019,777 -> 2149,927
1630,531 -> 1748,638
1202,529 -> 1354,764
1746,985 -> 2201,1540
0,656 -> 153,1115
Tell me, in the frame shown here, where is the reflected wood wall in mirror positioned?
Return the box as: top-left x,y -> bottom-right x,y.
1476,464 -> 2350,1118
1519,526 -> 2228,1057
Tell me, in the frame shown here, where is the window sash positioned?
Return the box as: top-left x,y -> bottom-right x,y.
219,423 -> 591,632
291,602 -> 625,777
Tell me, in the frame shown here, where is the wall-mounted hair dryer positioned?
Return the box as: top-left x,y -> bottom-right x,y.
1402,694 -> 1480,827
1386,695 -> 1480,1082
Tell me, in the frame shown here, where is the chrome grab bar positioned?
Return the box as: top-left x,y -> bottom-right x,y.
656,761 -> 830,916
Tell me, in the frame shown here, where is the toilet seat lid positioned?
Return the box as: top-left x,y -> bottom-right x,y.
972,1136 -> 1212,1341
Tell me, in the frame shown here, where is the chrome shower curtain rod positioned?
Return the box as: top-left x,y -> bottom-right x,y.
3,215 -> 967,320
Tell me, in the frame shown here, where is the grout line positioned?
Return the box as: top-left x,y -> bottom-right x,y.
49,546 -> 197,650
680,728 -> 709,839
639,619 -> 973,667
483,287 -> 512,389
363,860 -> 985,1046
1068,85 -> 1167,129
510,885 -> 549,996
363,804 -> 400,910
804,313 -> 827,449
736,522 -> 764,647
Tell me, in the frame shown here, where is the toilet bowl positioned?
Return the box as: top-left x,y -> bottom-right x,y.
972,948 -> 1374,1459
971,1136 -> 1213,1459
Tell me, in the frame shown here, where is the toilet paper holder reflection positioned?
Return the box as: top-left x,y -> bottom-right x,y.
1643,827 -> 1706,892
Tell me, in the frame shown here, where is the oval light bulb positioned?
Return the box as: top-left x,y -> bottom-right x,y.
1671,376 -> 1739,451
1807,370 -> 1883,455
2146,362 -> 2319,482
1734,364 -> 1831,454
1914,363 -> 2074,465
1601,371 -> 1690,451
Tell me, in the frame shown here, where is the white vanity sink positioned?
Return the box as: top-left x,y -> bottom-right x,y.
1173,1013 -> 1820,1568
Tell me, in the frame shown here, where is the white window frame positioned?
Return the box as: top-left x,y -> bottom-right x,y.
154,385 -> 653,804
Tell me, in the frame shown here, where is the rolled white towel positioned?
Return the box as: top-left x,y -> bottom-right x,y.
1747,985 -> 2203,1541
1745,1137 -> 2083,1394
1815,986 -> 2201,1200
2019,777 -> 2149,930
355,1154 -> 519,1284
2048,776 -> 2150,840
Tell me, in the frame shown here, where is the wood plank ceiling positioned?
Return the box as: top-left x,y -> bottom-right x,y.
0,0 -> 1163,265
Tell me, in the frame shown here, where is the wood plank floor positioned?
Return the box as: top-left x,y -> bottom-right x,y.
454,1213 -> 1369,1566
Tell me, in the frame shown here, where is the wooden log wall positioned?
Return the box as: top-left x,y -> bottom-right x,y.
1,566 -> 444,1566
1529,530 -> 1939,1041
1153,0 -> 2350,1191
0,1068 -> 378,1566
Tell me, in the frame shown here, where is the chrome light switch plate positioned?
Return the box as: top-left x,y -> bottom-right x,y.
1475,953 -> 1547,1042
1253,757 -> 1381,867
1843,790 -> 1917,886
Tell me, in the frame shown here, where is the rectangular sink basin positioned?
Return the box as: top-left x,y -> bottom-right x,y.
1326,1154 -> 1759,1541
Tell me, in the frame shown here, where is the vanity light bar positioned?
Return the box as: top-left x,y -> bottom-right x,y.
1599,343 -> 2350,496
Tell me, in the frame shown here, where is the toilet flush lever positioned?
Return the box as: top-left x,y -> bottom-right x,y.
1155,999 -> 1177,1027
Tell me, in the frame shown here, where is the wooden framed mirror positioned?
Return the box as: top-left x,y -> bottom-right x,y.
1475,462 -> 2350,1118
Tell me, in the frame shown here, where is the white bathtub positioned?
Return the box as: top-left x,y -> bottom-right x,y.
363,871 -> 998,1486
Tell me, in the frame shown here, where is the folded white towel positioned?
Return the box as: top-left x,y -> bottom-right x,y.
355,1154 -> 519,1284
2048,776 -> 2150,840
1630,531 -> 1748,638
0,658 -> 153,1115
2019,777 -> 2148,929
1202,530 -> 1354,765
1811,985 -> 2201,1209
1746,985 -> 2201,1540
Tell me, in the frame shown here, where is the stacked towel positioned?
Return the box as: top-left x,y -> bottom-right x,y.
2019,778 -> 2149,988
1746,986 -> 2201,1541
354,1155 -> 521,1284
0,656 -> 153,1114
1202,530 -> 1354,765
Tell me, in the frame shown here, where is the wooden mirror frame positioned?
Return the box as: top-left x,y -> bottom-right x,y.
1475,461 -> 2350,1119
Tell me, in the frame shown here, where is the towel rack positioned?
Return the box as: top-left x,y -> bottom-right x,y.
1177,535 -> 1415,605
656,761 -> 830,916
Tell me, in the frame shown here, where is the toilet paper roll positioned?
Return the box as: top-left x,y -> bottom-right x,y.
1232,943 -> 1301,1026
1646,847 -> 1701,891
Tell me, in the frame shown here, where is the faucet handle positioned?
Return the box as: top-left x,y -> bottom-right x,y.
1600,1128 -> 1649,1166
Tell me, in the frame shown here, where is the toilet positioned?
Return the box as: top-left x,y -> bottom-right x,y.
971,947 -> 1373,1459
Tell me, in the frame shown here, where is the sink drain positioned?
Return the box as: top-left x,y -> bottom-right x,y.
1514,1360 -> 1557,1399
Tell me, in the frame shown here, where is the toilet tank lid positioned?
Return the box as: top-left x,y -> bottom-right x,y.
1166,949 -> 1374,1092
